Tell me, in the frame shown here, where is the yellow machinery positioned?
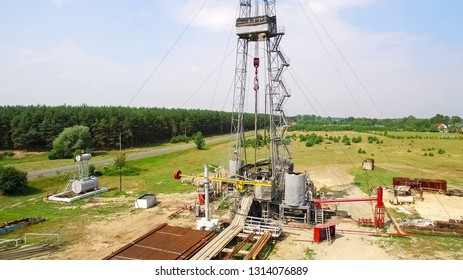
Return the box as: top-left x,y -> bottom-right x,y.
173,170 -> 271,190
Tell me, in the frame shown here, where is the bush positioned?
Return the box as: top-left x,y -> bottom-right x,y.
170,135 -> 190,144
342,135 -> 351,145
193,132 -> 206,150
245,134 -> 269,148
438,149 -> 445,155
0,151 -> 15,159
0,166 -> 29,195
352,136 -> 362,143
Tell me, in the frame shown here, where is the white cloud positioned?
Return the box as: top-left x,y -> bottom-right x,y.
1,39 -> 145,106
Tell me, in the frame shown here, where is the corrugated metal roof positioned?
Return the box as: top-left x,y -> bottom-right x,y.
103,223 -> 215,260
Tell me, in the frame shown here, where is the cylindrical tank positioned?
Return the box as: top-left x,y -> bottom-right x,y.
71,178 -> 99,194
75,153 -> 92,162
284,173 -> 307,206
228,160 -> 244,175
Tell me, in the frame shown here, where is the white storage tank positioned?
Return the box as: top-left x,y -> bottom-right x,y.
284,173 -> 307,206
75,153 -> 92,162
71,178 -> 99,194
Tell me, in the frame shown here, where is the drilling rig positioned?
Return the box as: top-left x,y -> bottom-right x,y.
175,0 -> 386,230
228,0 -> 313,222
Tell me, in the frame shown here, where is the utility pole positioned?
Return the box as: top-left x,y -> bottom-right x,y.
119,131 -> 122,193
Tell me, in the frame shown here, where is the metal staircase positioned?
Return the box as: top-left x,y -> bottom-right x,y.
325,226 -> 332,244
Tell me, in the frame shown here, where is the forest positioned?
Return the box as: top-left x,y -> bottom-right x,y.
0,105 -> 265,151
0,105 -> 461,152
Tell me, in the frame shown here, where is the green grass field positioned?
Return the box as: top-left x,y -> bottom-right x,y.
1,131 -> 463,257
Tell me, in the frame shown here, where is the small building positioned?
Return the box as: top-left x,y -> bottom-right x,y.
134,194 -> 156,209
437,123 -> 448,133
362,158 -> 375,170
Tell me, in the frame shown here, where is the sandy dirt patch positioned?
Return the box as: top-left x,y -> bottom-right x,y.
47,192 -> 199,260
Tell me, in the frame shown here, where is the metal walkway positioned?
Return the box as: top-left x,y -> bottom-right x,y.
190,194 -> 253,260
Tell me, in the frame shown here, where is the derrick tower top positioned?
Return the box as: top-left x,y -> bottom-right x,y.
235,0 -> 280,41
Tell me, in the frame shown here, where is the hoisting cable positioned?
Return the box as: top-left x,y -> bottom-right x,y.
253,0 -> 260,173
127,0 -> 209,106
253,51 -> 260,172
180,48 -> 235,108
288,66 -> 389,194
295,0 -> 393,189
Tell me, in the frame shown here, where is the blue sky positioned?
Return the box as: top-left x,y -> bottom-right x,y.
1,0 -> 462,119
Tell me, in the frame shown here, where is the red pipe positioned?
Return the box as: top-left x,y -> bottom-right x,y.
338,228 -> 410,237
311,197 -> 377,204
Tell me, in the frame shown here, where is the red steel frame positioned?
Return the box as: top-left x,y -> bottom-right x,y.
311,187 -> 385,228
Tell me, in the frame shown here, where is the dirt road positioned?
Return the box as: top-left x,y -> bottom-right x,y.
27,136 -> 229,179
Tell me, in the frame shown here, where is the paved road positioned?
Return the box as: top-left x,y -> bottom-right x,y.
27,136 -> 230,179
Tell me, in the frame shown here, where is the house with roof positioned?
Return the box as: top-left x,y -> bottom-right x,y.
436,123 -> 448,132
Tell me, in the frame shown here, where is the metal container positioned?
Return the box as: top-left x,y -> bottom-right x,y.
284,173 -> 307,206
71,178 -> 99,194
75,153 -> 92,162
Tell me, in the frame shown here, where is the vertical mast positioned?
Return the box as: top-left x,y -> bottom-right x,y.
230,0 -> 252,175
231,0 -> 291,193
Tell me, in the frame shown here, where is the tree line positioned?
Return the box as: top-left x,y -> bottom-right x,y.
2,105 -> 461,152
0,105 -> 267,151
289,114 -> 463,133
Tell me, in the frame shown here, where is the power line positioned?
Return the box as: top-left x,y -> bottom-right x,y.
127,0 -> 209,106
304,0 -> 386,119
297,0 -> 364,116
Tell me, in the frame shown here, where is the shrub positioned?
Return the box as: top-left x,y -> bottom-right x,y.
170,135 -> 189,144
193,131 -> 206,150
352,136 -> 362,143
0,166 -> 29,195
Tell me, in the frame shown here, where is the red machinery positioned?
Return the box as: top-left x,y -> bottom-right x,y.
311,187 -> 385,228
